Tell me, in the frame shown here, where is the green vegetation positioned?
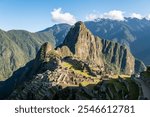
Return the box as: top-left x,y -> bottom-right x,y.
125,79 -> 139,99
61,61 -> 101,87
111,75 -> 130,79
141,72 -> 150,78
61,62 -> 72,68
47,51 -> 61,59
106,79 -> 128,99
0,29 -> 55,81
140,66 -> 150,78
102,78 -> 139,100
80,79 -> 100,87
61,61 -> 95,78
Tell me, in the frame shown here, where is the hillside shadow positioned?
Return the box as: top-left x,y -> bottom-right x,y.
0,60 -> 34,99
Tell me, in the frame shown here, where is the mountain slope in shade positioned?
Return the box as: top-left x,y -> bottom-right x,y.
40,23 -> 71,46
0,29 -> 55,81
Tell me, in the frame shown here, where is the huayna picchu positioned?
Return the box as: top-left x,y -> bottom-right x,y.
0,21 -> 149,100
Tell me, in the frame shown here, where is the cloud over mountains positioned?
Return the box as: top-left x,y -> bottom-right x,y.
86,10 -> 125,21
130,13 -> 143,19
86,11 -> 150,21
51,8 -> 76,25
51,8 -> 150,24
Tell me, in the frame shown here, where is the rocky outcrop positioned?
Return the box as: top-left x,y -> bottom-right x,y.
101,39 -> 135,74
59,21 -> 104,66
36,42 -> 55,62
56,46 -> 73,57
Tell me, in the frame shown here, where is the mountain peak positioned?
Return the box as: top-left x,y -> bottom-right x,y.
59,21 -> 104,66
36,42 -> 54,61
74,21 -> 85,28
74,21 -> 90,33
63,21 -> 92,53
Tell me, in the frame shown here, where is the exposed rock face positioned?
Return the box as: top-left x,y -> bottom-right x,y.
58,21 -> 145,75
36,42 -> 54,61
60,21 -> 104,66
101,39 -> 135,74
29,42 -> 59,75
56,46 -> 73,57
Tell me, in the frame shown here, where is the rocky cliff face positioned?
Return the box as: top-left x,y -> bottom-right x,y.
57,21 -> 145,75
101,39 -> 135,74
62,21 -> 104,66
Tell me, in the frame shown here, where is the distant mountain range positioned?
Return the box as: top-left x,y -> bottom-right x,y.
0,18 -> 150,81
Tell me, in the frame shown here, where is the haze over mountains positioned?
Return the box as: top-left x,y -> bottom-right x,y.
0,18 -> 150,82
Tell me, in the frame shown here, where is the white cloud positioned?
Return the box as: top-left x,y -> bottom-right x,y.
103,10 -> 125,21
130,13 -> 143,19
51,8 -> 76,25
146,14 -> 150,20
85,10 -> 125,21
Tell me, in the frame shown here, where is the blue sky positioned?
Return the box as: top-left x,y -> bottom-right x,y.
0,0 -> 150,32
